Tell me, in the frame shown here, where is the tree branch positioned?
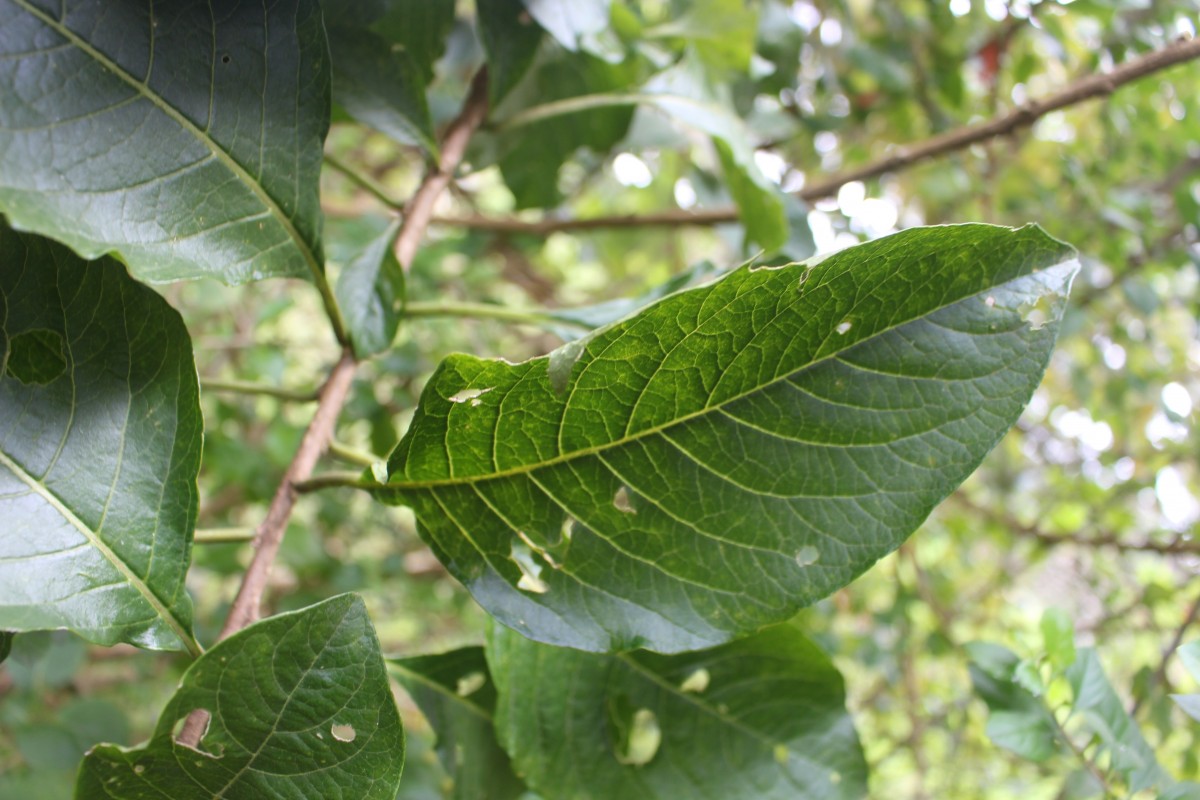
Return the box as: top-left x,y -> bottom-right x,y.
395,68 -> 490,268
201,378 -> 319,403
1131,584 -> 1200,716
431,36 -> 1200,237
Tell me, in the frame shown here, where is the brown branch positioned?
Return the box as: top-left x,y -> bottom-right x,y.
179,68 -> 493,750
395,68 -> 490,268
431,36 -> 1200,237
1131,584 -> 1200,716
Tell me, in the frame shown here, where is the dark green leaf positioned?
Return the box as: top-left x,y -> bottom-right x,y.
0,0 -> 330,285
0,224 -> 199,652
376,224 -> 1076,653
74,595 -> 404,800
497,52 -> 638,208
477,0 -> 544,107
329,26 -> 437,156
0,631 -> 11,664
488,623 -> 866,799
370,0 -> 457,85
389,647 -> 526,800
335,219 -> 406,358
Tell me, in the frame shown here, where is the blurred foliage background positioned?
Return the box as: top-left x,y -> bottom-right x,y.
4,1 -> 1200,797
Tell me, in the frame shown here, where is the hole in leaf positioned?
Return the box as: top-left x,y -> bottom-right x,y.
172,709 -> 214,755
795,546 -> 820,566
548,337 -> 588,396
1018,294 -> 1054,330
511,536 -> 549,593
221,54 -> 231,64
331,723 -> 356,742
612,706 -> 662,766
679,668 -> 710,693
830,771 -> 842,785
613,486 -> 636,515
456,671 -> 487,697
5,329 -> 66,385
774,744 -> 789,764
448,386 -> 493,404
835,319 -> 852,335
984,295 -> 996,307
133,763 -> 145,775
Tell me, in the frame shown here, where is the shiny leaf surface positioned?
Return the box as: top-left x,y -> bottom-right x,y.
377,224 -> 1077,653
0,224 -> 199,652
335,219 -> 405,358
488,623 -> 866,799
75,595 -> 404,800
0,0 -> 329,285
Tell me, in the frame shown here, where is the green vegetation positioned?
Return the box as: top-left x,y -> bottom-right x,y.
2,2 -> 1200,798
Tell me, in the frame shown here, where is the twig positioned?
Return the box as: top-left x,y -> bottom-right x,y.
324,153 -> 405,211
328,441 -> 383,469
395,68 -> 490,269
404,300 -> 592,329
201,378 -> 319,403
193,527 -> 256,544
1130,584 -> 1200,716
429,36 -> 1200,237
292,471 -> 380,494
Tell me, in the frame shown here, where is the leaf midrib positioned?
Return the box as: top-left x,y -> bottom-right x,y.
12,0 -> 322,285
0,448 -> 198,656
389,253 -> 1071,491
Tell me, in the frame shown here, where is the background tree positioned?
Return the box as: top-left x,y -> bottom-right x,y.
2,1 -> 1200,798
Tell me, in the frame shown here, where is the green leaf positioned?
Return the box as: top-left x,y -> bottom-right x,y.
641,58 -> 787,250
328,26 -> 437,156
335,219 -> 406,358
376,224 -> 1076,653
74,595 -> 404,800
0,0 -> 330,285
967,642 -> 1060,762
488,623 -> 866,799
1173,641 -> 1200,722
523,0 -> 615,56
644,0 -> 759,73
1066,648 -> 1173,793
1040,608 -> 1077,672
477,0 -> 544,107
497,52 -> 638,208
0,224 -> 199,653
369,0 -> 457,85
389,647 -> 526,800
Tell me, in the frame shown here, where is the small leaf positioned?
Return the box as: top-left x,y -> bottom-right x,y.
0,0 -> 330,285
74,595 -> 404,800
487,623 -> 866,799
335,219 -> 406,358
377,225 -> 1077,653
0,224 -> 199,652
477,0 -> 545,107
967,642 -> 1059,762
389,647 -> 526,800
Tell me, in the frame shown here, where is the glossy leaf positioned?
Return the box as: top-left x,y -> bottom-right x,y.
477,0 -> 544,107
376,224 -> 1076,653
0,0 -> 330,285
335,219 -> 406,358
389,647 -> 526,800
0,224 -> 199,652
75,595 -> 404,800
369,0 -> 457,85
488,623 -> 866,799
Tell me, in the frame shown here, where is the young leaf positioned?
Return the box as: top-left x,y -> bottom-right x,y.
376,224 -> 1077,654
0,0 -> 330,285
0,224 -> 199,653
967,643 -> 1060,762
487,623 -> 866,799
334,219 -> 406,358
74,595 -> 404,800
389,647 -> 526,800
477,0 -> 545,107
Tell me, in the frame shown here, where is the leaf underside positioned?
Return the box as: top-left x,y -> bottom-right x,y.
488,623 -> 867,799
378,224 -> 1077,654
0,0 -> 329,285
0,223 -> 199,652
75,595 -> 404,800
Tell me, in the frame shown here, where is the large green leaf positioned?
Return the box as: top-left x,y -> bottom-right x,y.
389,647 -> 526,800
75,595 -> 404,800
376,224 -> 1076,653
487,623 -> 866,799
0,223 -> 199,653
0,0 -> 330,285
